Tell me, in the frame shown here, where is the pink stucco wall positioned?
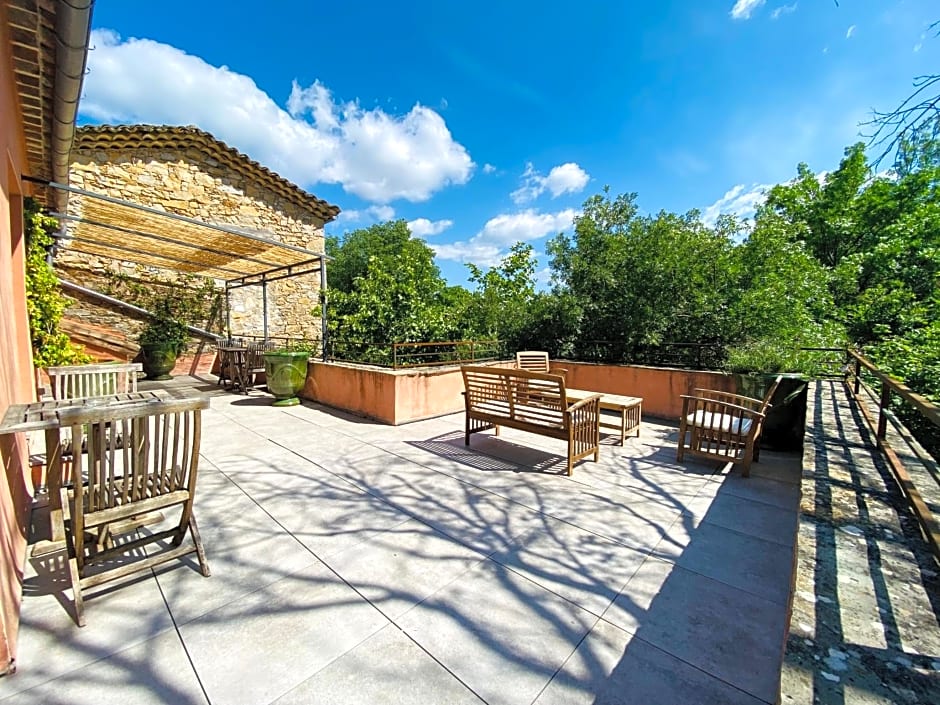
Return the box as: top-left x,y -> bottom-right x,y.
298,359 -> 733,426
0,16 -> 39,672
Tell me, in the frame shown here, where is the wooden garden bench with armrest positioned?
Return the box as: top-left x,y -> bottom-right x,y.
461,365 -> 602,476
676,375 -> 782,477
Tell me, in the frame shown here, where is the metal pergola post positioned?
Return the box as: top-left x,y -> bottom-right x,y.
320,255 -> 328,361
262,279 -> 269,343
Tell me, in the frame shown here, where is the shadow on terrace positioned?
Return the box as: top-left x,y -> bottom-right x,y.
8,347 -> 940,705
5,368 -> 808,705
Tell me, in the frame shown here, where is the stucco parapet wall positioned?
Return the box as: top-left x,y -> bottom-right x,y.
72,124 -> 340,222
299,359 -> 726,426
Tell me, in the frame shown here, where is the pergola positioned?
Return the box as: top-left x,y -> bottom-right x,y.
25,177 -> 330,357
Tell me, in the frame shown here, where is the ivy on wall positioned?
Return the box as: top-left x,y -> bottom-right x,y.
24,198 -> 90,368
101,270 -> 225,347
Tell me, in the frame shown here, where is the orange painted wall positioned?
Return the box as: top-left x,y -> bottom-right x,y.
0,15 -> 38,673
299,360 -> 729,426
555,361 -> 736,419
303,361 -> 397,424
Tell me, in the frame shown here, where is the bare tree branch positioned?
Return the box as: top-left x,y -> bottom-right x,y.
863,21 -> 940,166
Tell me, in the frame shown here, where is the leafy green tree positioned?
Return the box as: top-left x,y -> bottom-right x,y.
465,242 -> 537,344
548,188 -> 739,360
24,199 -> 90,367
324,220 -> 461,363
764,143 -> 869,267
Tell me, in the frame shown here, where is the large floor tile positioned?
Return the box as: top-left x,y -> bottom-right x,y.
326,518 -> 487,619
397,561 -> 598,705
270,624 -> 484,705
179,561 -> 389,705
0,629 -> 206,705
489,518 -> 648,616
8,548 -> 177,696
602,558 -> 788,703
535,618 -> 766,705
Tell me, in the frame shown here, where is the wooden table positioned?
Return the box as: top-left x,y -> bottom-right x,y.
218,346 -> 249,393
566,388 -> 642,445
0,391 -> 167,553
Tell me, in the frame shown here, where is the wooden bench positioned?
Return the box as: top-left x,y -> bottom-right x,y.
461,365 -> 601,475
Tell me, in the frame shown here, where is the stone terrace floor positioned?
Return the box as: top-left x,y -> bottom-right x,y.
4,375 -> 805,705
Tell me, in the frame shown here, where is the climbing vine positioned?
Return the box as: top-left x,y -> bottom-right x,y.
102,269 -> 225,351
24,198 -> 90,367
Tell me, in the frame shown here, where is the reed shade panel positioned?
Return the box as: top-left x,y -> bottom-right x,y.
31,179 -> 327,282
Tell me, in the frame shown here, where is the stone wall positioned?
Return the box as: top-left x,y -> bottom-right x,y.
57,147 -> 328,344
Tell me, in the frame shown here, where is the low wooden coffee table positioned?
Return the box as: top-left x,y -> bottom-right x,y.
566,388 -> 642,445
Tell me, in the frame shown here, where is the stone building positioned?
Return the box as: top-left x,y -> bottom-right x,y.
55,124 -> 340,356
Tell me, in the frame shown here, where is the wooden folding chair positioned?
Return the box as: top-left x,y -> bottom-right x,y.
59,396 -> 211,626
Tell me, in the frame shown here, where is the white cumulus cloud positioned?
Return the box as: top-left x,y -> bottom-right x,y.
730,0 -> 766,20
408,218 -> 454,237
432,208 -> 575,266
482,163 -> 497,174
510,162 -> 590,204
770,3 -> 797,20
701,183 -> 771,227
333,204 -> 395,225
81,30 -> 474,204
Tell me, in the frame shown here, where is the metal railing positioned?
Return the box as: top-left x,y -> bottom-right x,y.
322,338 -> 506,369
845,349 -> 940,560
391,340 -> 504,369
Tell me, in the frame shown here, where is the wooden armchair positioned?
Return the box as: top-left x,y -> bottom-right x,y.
58,396 -> 211,626
676,375 -> 782,477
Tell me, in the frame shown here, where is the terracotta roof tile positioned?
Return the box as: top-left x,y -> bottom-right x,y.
73,124 -> 341,223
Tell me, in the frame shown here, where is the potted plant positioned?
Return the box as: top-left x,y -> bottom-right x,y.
139,301 -> 189,380
263,344 -> 311,406
724,339 -> 811,451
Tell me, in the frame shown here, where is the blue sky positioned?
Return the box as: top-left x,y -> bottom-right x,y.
78,1 -> 939,286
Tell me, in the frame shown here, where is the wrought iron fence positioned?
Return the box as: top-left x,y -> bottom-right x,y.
322,338 -> 506,369
391,340 -> 505,369
565,341 -> 727,370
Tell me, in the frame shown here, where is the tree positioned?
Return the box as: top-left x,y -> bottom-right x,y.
867,20 -> 940,166
465,242 -> 538,344
324,220 -> 460,363
547,188 -> 739,360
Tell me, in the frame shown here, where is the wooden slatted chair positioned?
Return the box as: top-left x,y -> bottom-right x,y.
32,363 -> 144,493
58,396 -> 211,626
245,340 -> 276,389
46,362 -> 142,400
676,375 -> 782,477
515,350 -> 568,378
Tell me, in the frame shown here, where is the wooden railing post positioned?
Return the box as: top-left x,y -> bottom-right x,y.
877,382 -> 891,441
854,358 -> 862,395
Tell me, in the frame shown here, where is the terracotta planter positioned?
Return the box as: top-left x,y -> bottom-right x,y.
734,372 -> 808,451
263,351 -> 309,406
140,343 -> 178,380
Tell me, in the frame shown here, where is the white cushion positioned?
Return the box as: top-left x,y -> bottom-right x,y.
686,411 -> 752,436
